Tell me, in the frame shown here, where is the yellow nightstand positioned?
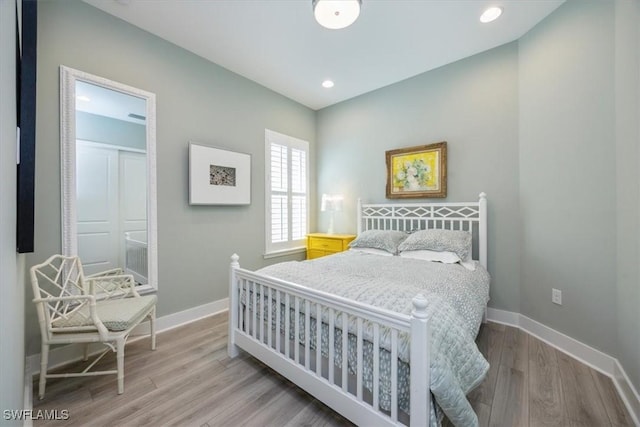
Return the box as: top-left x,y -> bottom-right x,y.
307,233 -> 356,260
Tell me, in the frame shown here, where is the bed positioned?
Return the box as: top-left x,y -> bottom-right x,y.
227,193 -> 489,426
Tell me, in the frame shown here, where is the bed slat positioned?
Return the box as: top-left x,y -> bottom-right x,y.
328,308 -> 335,384
356,317 -> 363,401
391,328 -> 398,422
276,290 -> 281,353
373,323 -> 380,410
342,313 -> 348,393
259,283 -> 264,342
295,297 -> 300,363
267,286 -> 273,348
316,303 -> 322,376
305,300 -> 311,369
244,279 -> 250,335
285,293 -> 290,359
252,281 -> 257,339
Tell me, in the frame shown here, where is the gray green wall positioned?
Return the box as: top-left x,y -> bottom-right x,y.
76,111 -> 146,151
0,0 -> 25,420
519,0 -> 617,357
317,43 -> 522,313
318,0 -> 639,393
25,0 -> 314,355
614,0 -> 640,398
519,0 -> 639,390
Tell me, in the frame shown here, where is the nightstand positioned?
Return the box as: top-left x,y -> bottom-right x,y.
307,233 -> 356,260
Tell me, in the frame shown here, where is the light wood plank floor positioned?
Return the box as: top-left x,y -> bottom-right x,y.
33,313 -> 633,427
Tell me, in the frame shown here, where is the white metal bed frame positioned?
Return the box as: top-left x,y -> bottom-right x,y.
228,193 -> 487,426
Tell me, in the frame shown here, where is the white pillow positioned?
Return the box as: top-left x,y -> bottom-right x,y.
460,259 -> 477,271
400,249 -> 477,271
350,247 -> 394,257
399,250 -> 461,263
461,243 -> 476,271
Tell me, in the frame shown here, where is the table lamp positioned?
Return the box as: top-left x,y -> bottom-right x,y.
321,194 -> 343,234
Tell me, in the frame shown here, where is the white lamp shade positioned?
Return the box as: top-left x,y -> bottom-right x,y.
313,0 -> 361,30
321,194 -> 344,212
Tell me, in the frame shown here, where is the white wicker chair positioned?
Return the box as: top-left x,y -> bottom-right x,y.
30,254 -> 157,399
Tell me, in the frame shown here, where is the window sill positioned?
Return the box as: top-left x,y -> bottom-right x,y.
263,247 -> 306,260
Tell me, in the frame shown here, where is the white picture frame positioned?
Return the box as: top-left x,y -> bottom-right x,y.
189,142 -> 251,205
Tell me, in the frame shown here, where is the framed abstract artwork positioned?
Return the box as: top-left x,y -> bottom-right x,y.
385,141 -> 447,199
189,142 -> 251,205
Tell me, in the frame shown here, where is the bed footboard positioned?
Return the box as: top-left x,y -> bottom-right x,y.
227,254 -> 430,427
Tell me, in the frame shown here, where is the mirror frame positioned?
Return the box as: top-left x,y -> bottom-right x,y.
60,65 -> 158,292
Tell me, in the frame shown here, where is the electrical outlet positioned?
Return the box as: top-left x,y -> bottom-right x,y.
552,288 -> 562,305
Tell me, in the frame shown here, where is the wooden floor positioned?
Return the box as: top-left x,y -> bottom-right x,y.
34,313 -> 633,427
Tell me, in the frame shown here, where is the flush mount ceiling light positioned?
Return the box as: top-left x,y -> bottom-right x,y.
322,80 -> 335,88
480,6 -> 502,23
313,0 -> 362,30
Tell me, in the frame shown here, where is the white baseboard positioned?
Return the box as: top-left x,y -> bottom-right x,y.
485,307 -> 519,327
487,308 -> 640,426
23,367 -> 33,427
614,360 -> 640,426
130,297 -> 229,336
25,297 -> 229,377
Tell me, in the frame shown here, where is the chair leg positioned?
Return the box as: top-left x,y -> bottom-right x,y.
83,343 -> 90,361
149,307 -> 156,350
38,343 -> 49,400
116,338 -> 125,394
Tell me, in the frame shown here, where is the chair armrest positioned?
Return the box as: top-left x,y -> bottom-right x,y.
86,274 -> 140,298
86,267 -> 124,279
33,294 -> 110,340
32,294 -> 96,304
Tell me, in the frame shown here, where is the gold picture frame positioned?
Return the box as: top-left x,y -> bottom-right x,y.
385,142 -> 447,199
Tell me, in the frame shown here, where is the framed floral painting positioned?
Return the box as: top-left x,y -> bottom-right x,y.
385,142 -> 447,198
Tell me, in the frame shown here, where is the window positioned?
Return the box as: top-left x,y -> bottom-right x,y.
265,129 -> 309,255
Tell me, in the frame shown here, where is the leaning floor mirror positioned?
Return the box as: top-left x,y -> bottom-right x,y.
60,65 -> 158,292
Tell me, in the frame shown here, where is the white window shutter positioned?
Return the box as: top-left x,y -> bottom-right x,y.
265,130 -> 309,254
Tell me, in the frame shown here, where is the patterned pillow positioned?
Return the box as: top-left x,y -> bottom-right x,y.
397,229 -> 471,260
349,230 -> 408,255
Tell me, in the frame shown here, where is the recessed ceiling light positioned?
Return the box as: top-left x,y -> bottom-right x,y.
322,80 -> 335,88
480,6 -> 502,23
76,95 -> 91,102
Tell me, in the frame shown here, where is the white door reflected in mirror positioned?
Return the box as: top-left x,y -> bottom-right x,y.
60,66 -> 157,292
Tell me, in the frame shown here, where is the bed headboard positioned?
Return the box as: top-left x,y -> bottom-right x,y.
357,192 -> 488,268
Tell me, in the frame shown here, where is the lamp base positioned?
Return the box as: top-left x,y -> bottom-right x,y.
327,214 -> 335,235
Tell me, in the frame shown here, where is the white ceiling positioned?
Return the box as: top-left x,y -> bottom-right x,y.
83,0 -> 564,110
